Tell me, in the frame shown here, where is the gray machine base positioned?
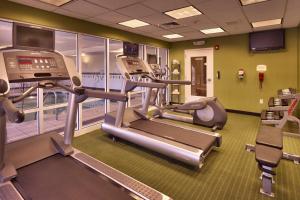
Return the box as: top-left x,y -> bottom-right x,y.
0,162 -> 17,183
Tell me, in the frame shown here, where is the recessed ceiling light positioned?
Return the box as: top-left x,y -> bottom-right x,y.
200,28 -> 224,34
240,0 -> 269,6
163,34 -> 184,39
164,6 -> 202,19
251,18 -> 282,28
118,19 -> 149,28
38,0 -> 73,6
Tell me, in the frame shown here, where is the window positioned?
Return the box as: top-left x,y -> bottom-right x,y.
41,31 -> 77,134
127,44 -> 144,108
0,19 -> 167,142
0,20 -> 12,48
146,46 -> 157,64
108,39 -> 123,112
79,35 -> 106,127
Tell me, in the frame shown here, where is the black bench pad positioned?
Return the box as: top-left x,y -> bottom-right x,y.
256,126 -> 283,149
255,144 -> 282,168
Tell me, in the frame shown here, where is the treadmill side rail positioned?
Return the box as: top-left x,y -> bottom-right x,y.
0,182 -> 24,200
102,123 -> 204,167
72,149 -> 172,200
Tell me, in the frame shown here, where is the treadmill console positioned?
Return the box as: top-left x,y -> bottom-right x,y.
120,57 -> 150,75
3,51 -> 69,82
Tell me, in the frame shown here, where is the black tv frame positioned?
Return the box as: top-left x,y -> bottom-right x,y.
249,29 -> 285,52
13,23 -> 55,52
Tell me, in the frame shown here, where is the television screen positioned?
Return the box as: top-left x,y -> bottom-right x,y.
123,42 -> 139,57
147,54 -> 157,64
249,29 -> 285,52
13,23 -> 55,51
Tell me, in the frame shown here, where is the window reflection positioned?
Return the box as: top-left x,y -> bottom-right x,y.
43,107 -> 68,134
0,20 -> 166,140
0,21 -> 12,49
79,35 -> 106,127
146,46 -> 157,64
7,112 -> 38,142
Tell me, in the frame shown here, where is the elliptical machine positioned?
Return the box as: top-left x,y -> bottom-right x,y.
149,64 -> 227,131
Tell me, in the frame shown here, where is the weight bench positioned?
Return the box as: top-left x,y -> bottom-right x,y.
245,125 -> 299,197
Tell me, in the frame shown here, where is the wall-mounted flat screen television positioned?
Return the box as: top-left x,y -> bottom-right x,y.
13,23 -> 55,51
123,42 -> 139,57
249,29 -> 285,52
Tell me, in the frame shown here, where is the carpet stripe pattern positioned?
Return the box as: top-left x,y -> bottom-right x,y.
74,113 -> 300,200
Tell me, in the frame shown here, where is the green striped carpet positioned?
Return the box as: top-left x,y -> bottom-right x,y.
73,113 -> 300,200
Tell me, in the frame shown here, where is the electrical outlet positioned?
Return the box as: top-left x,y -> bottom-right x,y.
259,99 -> 264,104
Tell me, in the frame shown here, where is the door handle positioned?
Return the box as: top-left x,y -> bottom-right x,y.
207,78 -> 212,82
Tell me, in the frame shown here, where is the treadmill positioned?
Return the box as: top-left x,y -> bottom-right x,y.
0,23 -> 170,200
102,44 -> 222,168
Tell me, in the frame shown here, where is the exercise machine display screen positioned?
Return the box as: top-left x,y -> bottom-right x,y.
17,56 -> 57,70
13,23 -> 55,51
121,57 -> 149,75
123,42 -> 139,57
3,51 -> 69,82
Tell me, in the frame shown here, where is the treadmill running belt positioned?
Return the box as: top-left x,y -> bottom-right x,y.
13,154 -> 133,200
130,119 -> 216,153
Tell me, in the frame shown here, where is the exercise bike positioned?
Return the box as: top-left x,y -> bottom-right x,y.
149,64 -> 227,131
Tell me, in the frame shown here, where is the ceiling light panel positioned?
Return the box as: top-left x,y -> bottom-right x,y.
240,0 -> 269,6
200,28 -> 224,34
164,6 -> 202,19
39,0 -> 72,6
163,34 -> 184,39
118,19 -> 149,28
251,18 -> 282,28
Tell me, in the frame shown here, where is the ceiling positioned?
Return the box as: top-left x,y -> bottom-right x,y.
7,0 -> 300,42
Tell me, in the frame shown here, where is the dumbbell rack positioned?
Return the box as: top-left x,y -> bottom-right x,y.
261,89 -> 300,135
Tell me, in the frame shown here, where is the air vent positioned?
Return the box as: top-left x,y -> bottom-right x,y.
160,22 -> 180,29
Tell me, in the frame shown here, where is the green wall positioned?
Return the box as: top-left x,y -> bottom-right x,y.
170,28 -> 299,113
0,0 -> 169,48
1,0 -> 299,113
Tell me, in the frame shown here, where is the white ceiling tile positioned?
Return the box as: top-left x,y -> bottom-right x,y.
116,4 -> 157,18
243,0 -> 286,22
89,11 -> 131,24
136,25 -> 166,33
191,0 -> 252,34
141,13 -> 174,26
283,0 -> 300,28
61,0 -> 108,17
86,0 -> 143,10
8,0 -> 57,11
175,15 -> 214,27
252,24 -> 282,31
86,18 -> 112,26
181,31 -> 205,38
142,0 -> 191,12
54,8 -> 90,19
168,26 -> 196,33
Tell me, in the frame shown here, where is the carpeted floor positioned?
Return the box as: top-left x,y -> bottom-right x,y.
73,113 -> 300,200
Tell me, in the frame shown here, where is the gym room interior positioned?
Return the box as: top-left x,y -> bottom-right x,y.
0,0 -> 299,199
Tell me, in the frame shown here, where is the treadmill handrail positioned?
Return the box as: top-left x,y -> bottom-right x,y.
135,81 -> 166,89
156,79 -> 191,85
82,89 -> 128,102
0,97 -> 24,123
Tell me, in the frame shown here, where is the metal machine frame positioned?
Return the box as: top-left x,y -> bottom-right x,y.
261,89 -> 300,134
148,63 -> 227,132
102,55 -> 222,168
0,49 -> 170,200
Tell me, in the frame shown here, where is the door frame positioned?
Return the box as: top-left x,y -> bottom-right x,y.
184,48 -> 214,103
